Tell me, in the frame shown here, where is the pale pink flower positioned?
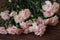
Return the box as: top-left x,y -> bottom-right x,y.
42,1 -> 59,17
44,15 -> 59,26
26,20 -> 32,26
29,22 -> 46,36
52,2 -> 59,13
24,9 -> 31,19
14,15 -> 20,23
49,15 -> 58,26
45,1 -> 52,5
29,23 -> 46,36
42,1 -> 52,11
23,28 -> 29,34
36,17 -> 44,25
7,26 -> 23,35
14,9 -> 31,23
19,9 -> 31,21
14,9 -> 30,23
42,1 -> 59,13
16,29 -> 24,35
29,23 -> 38,32
20,21 -> 29,29
29,26 -> 34,32
0,27 -> 7,34
43,10 -> 54,17
34,24 -> 46,36
10,11 -> 17,17
21,20 -> 32,34
14,15 -> 25,23
0,10 -> 10,20
17,16 -> 24,23
44,19 -> 50,25
20,20 -> 32,29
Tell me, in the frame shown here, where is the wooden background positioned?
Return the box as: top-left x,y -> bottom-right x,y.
0,0 -> 60,40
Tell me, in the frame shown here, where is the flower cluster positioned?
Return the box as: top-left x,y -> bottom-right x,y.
0,1 -> 59,36
42,1 -> 59,17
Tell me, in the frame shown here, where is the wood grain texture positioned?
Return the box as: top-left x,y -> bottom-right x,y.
0,0 -> 60,40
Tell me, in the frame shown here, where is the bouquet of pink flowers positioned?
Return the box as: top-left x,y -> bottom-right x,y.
0,0 -> 59,36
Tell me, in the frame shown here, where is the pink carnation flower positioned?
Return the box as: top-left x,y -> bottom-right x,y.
43,10 -> 54,17
44,15 -> 58,26
20,20 -> 32,34
34,24 -> 46,36
10,11 -> 17,17
36,17 -> 44,25
20,22 -> 29,29
42,1 -> 52,11
0,10 -> 10,20
20,20 -> 32,29
23,9 -> 31,19
42,1 -> 59,18
29,26 -> 34,32
44,19 -> 50,25
18,9 -> 31,23
52,2 -> 59,13
23,28 -> 29,34
14,9 -> 31,23
14,15 -> 20,23
0,27 -> 7,34
7,26 -> 23,35
29,22 -> 46,36
26,20 -> 32,26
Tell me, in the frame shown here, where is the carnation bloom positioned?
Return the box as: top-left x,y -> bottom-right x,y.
26,20 -> 32,26
20,21 -> 31,34
44,19 -> 50,25
0,10 -> 10,20
42,1 -> 59,18
23,28 -> 29,34
20,21 -> 29,29
23,9 -> 31,19
43,10 -> 54,17
42,1 -> 52,11
14,9 -> 31,23
7,26 -> 23,35
52,2 -> 59,13
20,20 -> 32,29
36,17 -> 44,25
34,24 -> 46,36
14,15 -> 20,23
10,11 -> 17,17
19,9 -> 31,21
29,22 -> 46,36
29,26 -> 34,32
20,20 -> 32,34
0,27 -> 7,34
44,15 -> 59,26
29,23 -> 38,32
